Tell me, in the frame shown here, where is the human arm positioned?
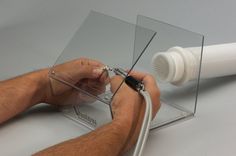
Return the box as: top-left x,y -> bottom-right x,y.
0,57 -> 160,156
0,69 -> 48,123
0,58 -> 107,123
34,71 -> 160,156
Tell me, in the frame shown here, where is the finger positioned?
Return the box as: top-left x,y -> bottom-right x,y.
110,75 -> 124,93
129,71 -> 159,91
98,70 -> 110,85
129,71 -> 161,118
77,65 -> 103,80
79,57 -> 104,67
77,81 -> 106,95
88,59 -> 104,67
128,70 -> 148,81
79,92 -> 97,103
76,76 -> 107,96
49,89 -> 84,106
87,81 -> 106,94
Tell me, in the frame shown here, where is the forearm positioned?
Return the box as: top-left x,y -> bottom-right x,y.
0,69 -> 48,123
34,119 -> 131,156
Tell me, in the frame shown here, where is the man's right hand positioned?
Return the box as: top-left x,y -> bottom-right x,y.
110,71 -> 160,152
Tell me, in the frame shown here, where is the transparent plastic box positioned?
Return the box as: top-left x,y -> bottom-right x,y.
133,15 -> 204,129
49,11 -> 204,130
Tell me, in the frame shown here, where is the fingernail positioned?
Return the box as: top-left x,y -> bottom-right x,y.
92,68 -> 103,77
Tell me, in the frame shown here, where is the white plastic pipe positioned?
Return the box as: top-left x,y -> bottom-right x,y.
151,43 -> 236,85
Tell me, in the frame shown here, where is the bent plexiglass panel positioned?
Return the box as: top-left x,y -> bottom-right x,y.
49,11 -> 156,129
133,15 -> 204,129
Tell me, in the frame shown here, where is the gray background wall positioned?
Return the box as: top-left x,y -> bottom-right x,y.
1,0 -> 236,79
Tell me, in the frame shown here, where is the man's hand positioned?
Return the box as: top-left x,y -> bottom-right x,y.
34,70 -> 160,156
110,71 -> 160,153
0,56 -> 160,156
0,58 -> 109,123
43,58 -> 109,106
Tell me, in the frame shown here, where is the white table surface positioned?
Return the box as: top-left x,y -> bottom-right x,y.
1,0 -> 236,156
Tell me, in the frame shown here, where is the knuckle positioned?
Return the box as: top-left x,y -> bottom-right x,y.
111,75 -> 122,83
154,89 -> 160,97
146,74 -> 155,80
74,58 -> 82,65
76,57 -> 88,65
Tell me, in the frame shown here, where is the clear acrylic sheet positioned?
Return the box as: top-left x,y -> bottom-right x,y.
133,15 -> 204,129
49,11 -> 204,130
49,11 -> 156,129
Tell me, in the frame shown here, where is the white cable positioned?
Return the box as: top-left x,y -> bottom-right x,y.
133,90 -> 153,156
139,90 -> 152,155
105,66 -> 153,156
133,91 -> 149,156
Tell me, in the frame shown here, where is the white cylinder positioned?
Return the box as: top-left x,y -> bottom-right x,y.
151,43 -> 236,85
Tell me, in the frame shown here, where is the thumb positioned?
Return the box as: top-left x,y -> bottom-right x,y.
76,65 -> 103,80
110,75 -> 124,93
